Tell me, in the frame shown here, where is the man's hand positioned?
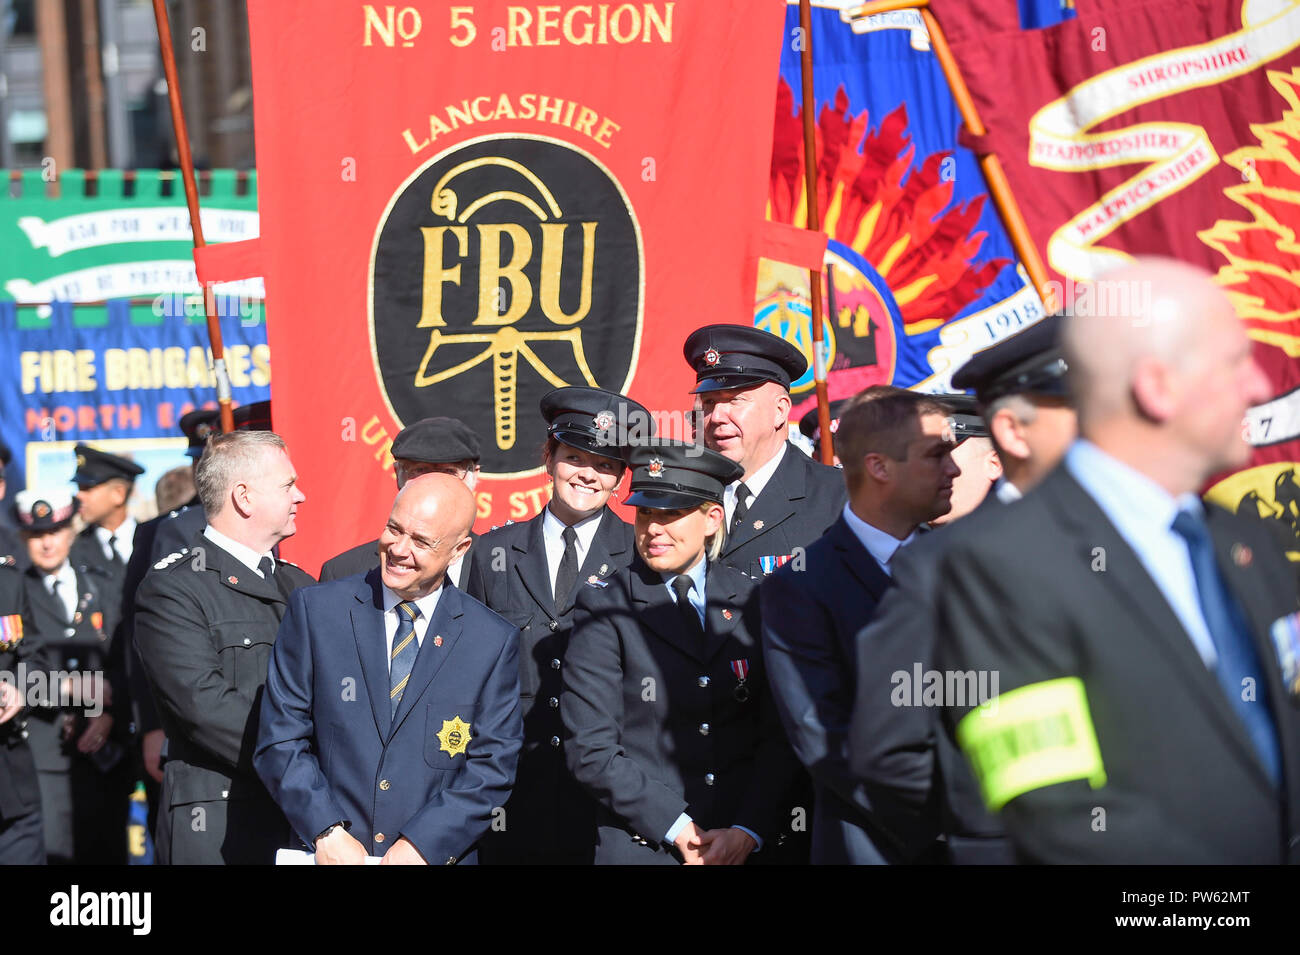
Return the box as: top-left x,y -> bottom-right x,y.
314,826 -> 367,865
698,827 -> 756,866
0,681 -> 22,725
379,836 -> 427,865
674,821 -> 706,865
141,729 -> 166,783
76,712 -> 114,754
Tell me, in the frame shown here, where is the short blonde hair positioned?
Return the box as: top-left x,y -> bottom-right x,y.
195,430 -> 287,518
702,501 -> 726,562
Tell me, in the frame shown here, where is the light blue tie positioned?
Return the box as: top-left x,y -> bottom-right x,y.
1171,510 -> 1281,786
390,601 -> 421,718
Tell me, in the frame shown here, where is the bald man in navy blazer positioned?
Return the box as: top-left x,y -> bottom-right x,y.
255,474 -> 521,865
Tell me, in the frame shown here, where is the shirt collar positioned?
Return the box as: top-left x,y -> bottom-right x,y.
993,477 -> 1023,504
661,553 -> 708,596
95,517 -> 135,546
1065,439 -> 1201,534
381,582 -> 443,620
730,442 -> 787,500
841,502 -> 915,572
43,561 -> 77,596
542,505 -> 605,551
203,524 -> 273,576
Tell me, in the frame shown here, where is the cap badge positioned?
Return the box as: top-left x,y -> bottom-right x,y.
196,422 -> 214,440
647,457 -> 665,478
594,410 -> 615,432
703,347 -> 721,366
1231,543 -> 1253,568
33,501 -> 51,519
76,454 -> 86,468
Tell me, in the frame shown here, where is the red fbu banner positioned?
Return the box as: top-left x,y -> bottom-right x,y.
933,0 -> 1300,558
245,0 -> 787,571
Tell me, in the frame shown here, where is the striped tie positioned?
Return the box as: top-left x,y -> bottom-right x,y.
389,600 -> 421,718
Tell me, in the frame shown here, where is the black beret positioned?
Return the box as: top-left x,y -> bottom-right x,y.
936,393 -> 989,443
391,417 -> 481,464
71,444 -> 144,489
950,312 -> 1070,405
540,387 -> 655,459
15,488 -> 78,531
684,324 -> 807,394
624,441 -> 744,509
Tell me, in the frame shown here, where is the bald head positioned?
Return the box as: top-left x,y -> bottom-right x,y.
1062,256 -> 1270,493
379,472 -> 477,599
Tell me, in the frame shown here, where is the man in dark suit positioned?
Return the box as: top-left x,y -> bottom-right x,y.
472,387 -> 645,864
849,314 -> 1076,864
319,417 -> 483,594
0,558 -> 49,864
938,258 -> 1300,863
256,473 -> 521,865
684,325 -> 848,579
760,389 -> 960,863
135,429 -> 314,864
564,442 -> 802,864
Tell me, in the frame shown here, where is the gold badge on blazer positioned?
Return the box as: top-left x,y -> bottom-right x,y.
437,716 -> 472,757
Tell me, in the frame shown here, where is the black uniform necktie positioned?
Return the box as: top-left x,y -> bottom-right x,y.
671,574 -> 704,639
51,578 -> 70,622
389,601 -> 421,718
108,535 -> 123,567
259,556 -> 293,602
554,525 -> 579,612
730,482 -> 752,532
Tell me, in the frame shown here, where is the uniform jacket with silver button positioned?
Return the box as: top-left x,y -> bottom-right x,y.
563,556 -> 802,864
470,506 -> 630,863
254,568 -> 522,866
135,532 -> 314,864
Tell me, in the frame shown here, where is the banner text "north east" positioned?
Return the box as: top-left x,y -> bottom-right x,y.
363,4 -> 675,49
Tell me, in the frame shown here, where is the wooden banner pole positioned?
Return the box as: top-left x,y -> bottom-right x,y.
151,0 -> 235,432
799,0 -> 836,465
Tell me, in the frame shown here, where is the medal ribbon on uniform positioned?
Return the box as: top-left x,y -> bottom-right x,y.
731,658 -> 750,702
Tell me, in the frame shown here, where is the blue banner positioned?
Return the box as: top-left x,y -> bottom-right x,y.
0,297 -> 269,514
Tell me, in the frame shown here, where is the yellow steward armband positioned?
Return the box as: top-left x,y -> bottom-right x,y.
956,677 -> 1107,812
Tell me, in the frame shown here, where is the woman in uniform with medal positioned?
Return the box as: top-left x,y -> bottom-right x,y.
16,489 -> 131,865
562,441 -> 802,865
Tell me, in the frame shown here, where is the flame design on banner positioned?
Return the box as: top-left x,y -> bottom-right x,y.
761,76 -> 1011,399
1198,67 -> 1300,358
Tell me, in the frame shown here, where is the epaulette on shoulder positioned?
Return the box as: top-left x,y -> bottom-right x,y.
275,558 -> 303,571
153,548 -> 190,571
